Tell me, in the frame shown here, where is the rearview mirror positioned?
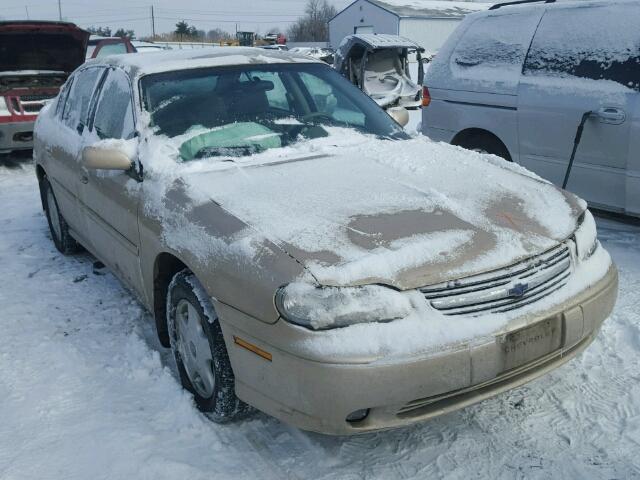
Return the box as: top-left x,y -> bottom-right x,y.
387,106 -> 409,127
82,146 -> 133,171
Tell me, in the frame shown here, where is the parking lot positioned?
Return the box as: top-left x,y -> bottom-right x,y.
1,153 -> 638,479
1,0 -> 639,477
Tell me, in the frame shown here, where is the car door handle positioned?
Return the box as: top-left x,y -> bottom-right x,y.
81,175 -> 89,184
596,107 -> 626,125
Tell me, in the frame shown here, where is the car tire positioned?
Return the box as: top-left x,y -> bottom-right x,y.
167,269 -> 250,422
42,177 -> 81,255
458,133 -> 512,162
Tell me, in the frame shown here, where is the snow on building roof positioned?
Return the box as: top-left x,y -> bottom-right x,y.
369,0 -> 492,18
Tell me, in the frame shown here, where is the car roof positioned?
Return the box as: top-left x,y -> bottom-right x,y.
85,46 -> 322,77
477,0 -> 634,16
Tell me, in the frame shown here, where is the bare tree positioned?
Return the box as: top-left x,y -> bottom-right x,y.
287,0 -> 337,42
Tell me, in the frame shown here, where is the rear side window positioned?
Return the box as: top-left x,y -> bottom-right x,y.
523,4 -> 640,91
450,12 -> 542,87
62,68 -> 103,130
95,42 -> 128,59
91,69 -> 135,140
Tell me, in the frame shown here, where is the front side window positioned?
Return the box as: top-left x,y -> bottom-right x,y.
92,69 -> 135,139
62,67 -> 103,130
523,4 -> 640,91
140,63 -> 405,161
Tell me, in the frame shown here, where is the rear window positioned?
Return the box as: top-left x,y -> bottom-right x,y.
450,12 -> 541,88
523,4 -> 640,91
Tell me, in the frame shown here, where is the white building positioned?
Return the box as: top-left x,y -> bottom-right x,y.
328,0 -> 492,53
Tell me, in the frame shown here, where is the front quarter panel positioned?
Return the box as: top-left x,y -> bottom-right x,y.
138,177 -> 308,325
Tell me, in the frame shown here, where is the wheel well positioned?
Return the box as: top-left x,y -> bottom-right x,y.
153,253 -> 188,347
451,128 -> 512,162
35,165 -> 46,210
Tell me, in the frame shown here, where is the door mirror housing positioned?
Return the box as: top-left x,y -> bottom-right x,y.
82,146 -> 133,171
387,106 -> 410,127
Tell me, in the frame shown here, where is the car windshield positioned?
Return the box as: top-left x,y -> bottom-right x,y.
139,63 -> 407,161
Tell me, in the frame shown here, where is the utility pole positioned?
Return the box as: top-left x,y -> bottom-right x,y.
151,5 -> 156,38
25,6 -> 30,19
57,0 -> 62,20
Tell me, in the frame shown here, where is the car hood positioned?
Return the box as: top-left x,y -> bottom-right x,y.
0,22 -> 89,74
183,134 -> 584,290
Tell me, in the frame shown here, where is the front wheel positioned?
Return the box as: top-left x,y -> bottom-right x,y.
167,270 -> 250,422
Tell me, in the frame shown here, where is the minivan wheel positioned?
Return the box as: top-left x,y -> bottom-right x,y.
456,133 -> 512,162
42,177 -> 81,254
167,270 -> 250,422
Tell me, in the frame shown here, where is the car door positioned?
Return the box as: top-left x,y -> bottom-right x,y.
517,2 -> 639,213
78,67 -> 144,294
45,66 -> 104,241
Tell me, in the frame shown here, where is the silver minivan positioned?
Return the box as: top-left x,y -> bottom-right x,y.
422,0 -> 639,217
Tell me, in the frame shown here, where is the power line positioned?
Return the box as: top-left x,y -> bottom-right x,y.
155,16 -> 296,24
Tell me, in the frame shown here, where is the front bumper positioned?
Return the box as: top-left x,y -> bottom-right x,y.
218,264 -> 618,435
0,121 -> 35,153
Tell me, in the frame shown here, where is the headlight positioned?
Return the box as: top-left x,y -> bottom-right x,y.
275,283 -> 414,330
574,210 -> 598,261
0,97 -> 11,117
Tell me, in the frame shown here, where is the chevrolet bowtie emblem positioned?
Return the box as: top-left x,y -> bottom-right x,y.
508,283 -> 529,298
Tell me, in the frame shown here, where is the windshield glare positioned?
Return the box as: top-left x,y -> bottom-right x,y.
140,63 -> 406,160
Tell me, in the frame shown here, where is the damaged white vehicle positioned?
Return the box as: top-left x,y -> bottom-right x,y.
34,48 -> 617,435
334,34 -> 424,109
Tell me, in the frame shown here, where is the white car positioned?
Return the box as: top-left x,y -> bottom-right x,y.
422,0 -> 639,217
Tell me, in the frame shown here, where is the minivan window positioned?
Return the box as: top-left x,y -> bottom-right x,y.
92,69 -> 135,139
450,12 -> 541,86
523,4 -> 640,91
62,68 -> 102,130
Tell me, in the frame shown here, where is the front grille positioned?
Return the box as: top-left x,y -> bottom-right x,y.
20,94 -> 56,102
396,332 -> 591,418
21,103 -> 43,113
421,244 -> 571,316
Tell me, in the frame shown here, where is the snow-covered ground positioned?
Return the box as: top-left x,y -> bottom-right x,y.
0,158 -> 639,479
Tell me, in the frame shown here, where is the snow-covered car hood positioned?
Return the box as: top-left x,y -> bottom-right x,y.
181,132 -> 584,290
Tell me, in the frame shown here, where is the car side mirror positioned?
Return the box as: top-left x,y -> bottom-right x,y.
387,106 -> 409,127
82,146 -> 133,171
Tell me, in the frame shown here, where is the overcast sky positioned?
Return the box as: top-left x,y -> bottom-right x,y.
2,0 -> 355,38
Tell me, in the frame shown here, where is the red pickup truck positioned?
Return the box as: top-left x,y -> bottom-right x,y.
0,21 -> 89,154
